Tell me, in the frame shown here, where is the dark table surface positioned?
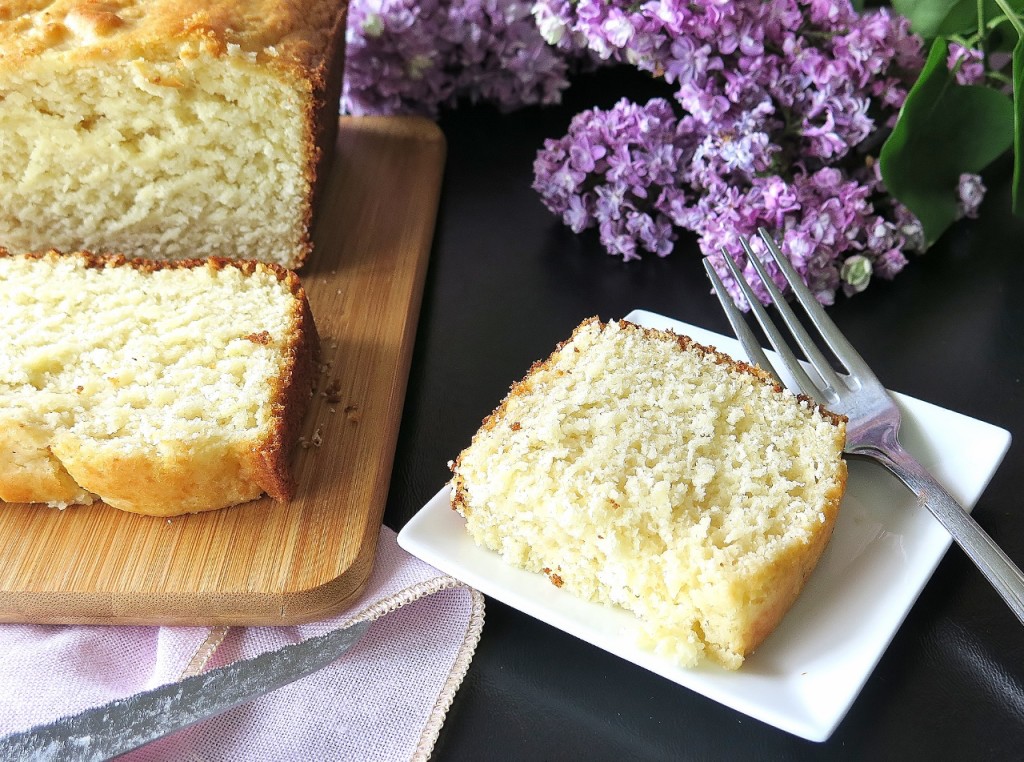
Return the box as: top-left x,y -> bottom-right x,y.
381,68 -> 1024,760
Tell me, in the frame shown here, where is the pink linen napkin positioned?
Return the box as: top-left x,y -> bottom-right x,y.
0,525 -> 485,761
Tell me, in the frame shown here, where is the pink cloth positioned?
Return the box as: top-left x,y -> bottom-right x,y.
0,525 -> 485,760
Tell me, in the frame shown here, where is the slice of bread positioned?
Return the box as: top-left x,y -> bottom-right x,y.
0,0 -> 348,268
0,250 -> 319,517
450,317 -> 848,669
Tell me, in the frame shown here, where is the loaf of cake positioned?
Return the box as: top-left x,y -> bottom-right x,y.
0,250 -> 319,517
450,318 -> 848,669
0,0 -> 348,268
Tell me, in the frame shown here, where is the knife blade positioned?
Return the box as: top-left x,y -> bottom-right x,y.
0,618 -> 371,761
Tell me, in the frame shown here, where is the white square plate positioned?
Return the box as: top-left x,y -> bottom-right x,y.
397,309 -> 1012,741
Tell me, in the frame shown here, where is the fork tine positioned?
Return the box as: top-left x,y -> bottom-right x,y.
702,258 -> 778,382
711,248 -> 828,405
757,228 -> 877,386
737,236 -> 845,404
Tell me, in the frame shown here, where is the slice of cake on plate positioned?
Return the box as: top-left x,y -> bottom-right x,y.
450,317 -> 848,669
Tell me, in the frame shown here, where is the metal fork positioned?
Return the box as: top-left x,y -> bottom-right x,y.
703,228 -> 1024,625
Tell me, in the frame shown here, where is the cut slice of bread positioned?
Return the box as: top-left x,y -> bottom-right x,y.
450,317 -> 848,669
0,250 -> 319,517
0,0 -> 348,267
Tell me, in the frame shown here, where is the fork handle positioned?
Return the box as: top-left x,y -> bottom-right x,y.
862,440 -> 1024,625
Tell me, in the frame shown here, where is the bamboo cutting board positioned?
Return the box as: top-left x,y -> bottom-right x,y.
0,116 -> 446,625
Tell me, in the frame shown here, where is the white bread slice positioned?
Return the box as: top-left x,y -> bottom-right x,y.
451,318 -> 847,668
0,250 -> 319,517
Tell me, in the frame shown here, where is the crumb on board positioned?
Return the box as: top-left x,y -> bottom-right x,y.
322,378 -> 343,404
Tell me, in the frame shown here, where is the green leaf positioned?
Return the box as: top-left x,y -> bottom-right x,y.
1012,34 -> 1024,214
892,0 -> 981,37
880,37 -> 1015,245
891,0 -> 1023,37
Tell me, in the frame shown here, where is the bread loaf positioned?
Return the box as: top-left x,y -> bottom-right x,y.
450,318 -> 848,669
0,0 -> 348,268
0,250 -> 319,517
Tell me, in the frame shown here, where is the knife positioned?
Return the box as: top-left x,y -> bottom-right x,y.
0,619 -> 371,761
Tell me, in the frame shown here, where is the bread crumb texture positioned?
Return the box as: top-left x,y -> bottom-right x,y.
0,0 -> 349,267
451,318 -> 848,669
0,251 -> 317,517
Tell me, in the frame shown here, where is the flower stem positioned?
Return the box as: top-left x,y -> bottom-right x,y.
993,0 -> 1024,38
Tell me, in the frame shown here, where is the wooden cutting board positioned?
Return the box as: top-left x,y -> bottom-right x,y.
0,116 -> 446,625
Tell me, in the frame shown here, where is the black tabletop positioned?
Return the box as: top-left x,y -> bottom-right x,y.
382,68 -> 1024,760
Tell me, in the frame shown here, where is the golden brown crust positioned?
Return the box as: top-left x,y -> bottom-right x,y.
0,0 -> 348,71
250,277 -> 320,501
0,246 -> 308,285
50,437 -> 267,516
298,0 -> 348,268
611,317 -> 847,428
450,472 -> 470,515
449,316 -> 846,484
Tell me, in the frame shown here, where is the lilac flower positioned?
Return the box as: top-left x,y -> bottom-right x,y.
874,248 -> 909,280
533,98 -> 691,261
529,0 -> 950,306
343,0 -> 577,116
958,173 -> 986,219
890,201 -> 927,254
342,0 -> 454,117
533,0 -> 581,50
696,168 -> 882,306
947,43 -> 986,86
528,0 -> 922,177
343,0 -> 981,306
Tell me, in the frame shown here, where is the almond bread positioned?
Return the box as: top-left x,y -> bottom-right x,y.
0,250 -> 319,517
450,317 -> 848,669
0,0 -> 348,267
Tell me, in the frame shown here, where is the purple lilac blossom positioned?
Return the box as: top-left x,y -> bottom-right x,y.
530,0 -> 960,306
947,43 -> 986,86
343,0 -> 575,116
530,0 -> 923,165
342,0 -> 454,116
533,98 -> 691,261
342,0 -> 983,306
